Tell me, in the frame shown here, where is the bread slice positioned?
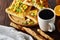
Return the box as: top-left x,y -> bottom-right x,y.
23,0 -> 49,9
5,0 -> 31,19
5,0 -> 49,26
8,14 -> 38,27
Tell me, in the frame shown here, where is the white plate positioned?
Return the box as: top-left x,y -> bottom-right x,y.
0,25 -> 33,40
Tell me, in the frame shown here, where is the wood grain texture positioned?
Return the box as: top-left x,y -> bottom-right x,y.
0,0 -> 60,40
0,0 -> 12,25
56,0 -> 60,5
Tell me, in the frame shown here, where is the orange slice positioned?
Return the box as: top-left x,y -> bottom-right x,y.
54,5 -> 60,16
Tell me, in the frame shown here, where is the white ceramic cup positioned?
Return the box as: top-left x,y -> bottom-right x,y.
38,8 -> 56,32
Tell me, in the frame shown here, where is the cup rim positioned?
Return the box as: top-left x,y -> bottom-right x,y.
38,8 -> 56,21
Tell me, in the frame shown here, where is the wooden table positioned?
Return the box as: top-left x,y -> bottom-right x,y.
0,0 -> 60,40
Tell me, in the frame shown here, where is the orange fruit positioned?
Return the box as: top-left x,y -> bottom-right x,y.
54,5 -> 60,16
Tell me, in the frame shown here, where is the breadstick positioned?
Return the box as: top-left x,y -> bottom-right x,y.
10,22 -> 19,29
37,29 -> 54,40
10,22 -> 24,31
10,22 -> 45,40
23,27 -> 45,40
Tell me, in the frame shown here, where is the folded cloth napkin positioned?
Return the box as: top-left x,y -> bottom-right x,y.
0,25 -> 33,40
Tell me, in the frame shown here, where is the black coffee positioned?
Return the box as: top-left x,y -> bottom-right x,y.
39,9 -> 54,20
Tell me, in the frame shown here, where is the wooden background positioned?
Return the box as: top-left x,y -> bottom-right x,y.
0,0 -> 60,40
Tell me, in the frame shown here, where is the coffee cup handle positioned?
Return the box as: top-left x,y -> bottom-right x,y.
48,23 -> 55,32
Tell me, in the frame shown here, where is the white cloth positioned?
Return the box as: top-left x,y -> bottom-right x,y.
0,25 -> 33,40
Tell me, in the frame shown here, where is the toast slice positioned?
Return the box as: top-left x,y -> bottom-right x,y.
6,0 -> 31,19
6,0 -> 49,26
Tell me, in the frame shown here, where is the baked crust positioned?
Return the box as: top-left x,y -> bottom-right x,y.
6,0 -> 49,26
